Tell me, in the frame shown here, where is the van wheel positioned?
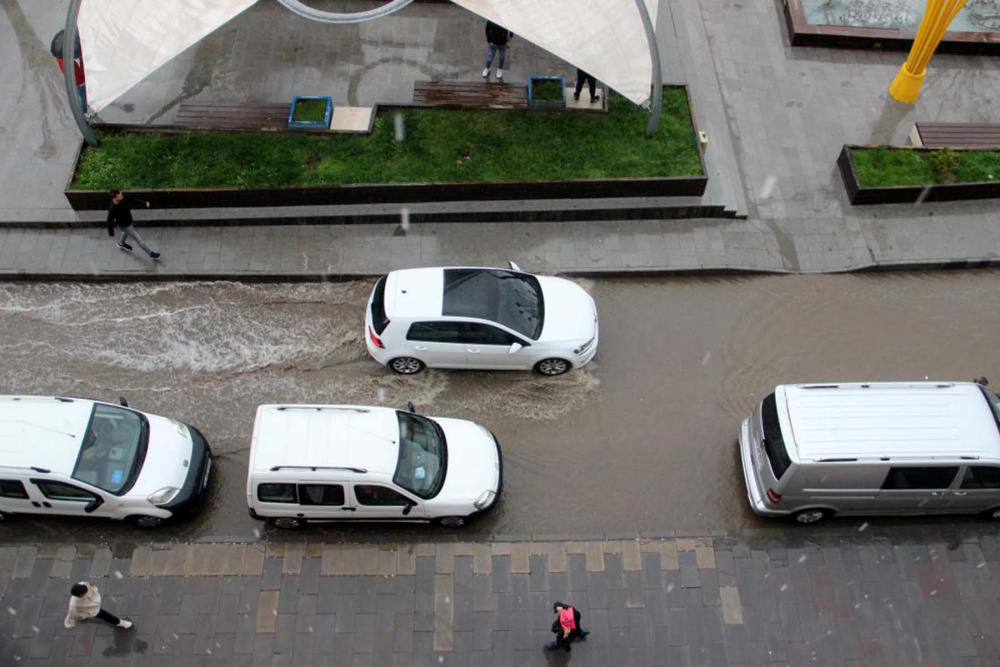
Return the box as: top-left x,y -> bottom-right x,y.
983,506 -> 1000,520
271,517 -> 303,530
536,358 -> 571,376
436,516 -> 466,528
0,511 -> 12,523
792,509 -> 831,525
390,357 -> 424,375
131,515 -> 164,529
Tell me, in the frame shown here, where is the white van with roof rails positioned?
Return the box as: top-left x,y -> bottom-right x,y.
739,379 -> 1000,524
247,403 -> 502,529
0,395 -> 212,528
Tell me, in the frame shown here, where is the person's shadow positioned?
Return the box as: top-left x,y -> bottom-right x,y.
102,631 -> 148,658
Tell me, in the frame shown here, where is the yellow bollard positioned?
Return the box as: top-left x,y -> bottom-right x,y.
889,0 -> 967,104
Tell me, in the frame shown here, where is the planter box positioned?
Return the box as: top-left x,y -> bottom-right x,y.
838,145 -> 1000,205
528,76 -> 566,109
288,96 -> 333,129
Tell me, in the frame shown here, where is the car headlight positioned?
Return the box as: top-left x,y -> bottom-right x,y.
476,424 -> 497,443
574,337 -> 596,355
147,487 -> 181,506
167,418 -> 190,438
473,490 -> 496,510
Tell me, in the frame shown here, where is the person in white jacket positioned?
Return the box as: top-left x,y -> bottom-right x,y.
64,582 -> 134,630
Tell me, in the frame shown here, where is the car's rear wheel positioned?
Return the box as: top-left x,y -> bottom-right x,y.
130,515 -> 165,529
271,517 -> 304,530
536,358 -> 571,376
792,509 -> 831,525
436,516 -> 466,528
390,357 -> 424,375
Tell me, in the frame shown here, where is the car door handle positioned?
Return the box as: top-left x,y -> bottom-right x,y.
929,491 -> 946,496
467,348 -> 481,353
43,502 -> 52,508
414,346 -> 429,351
31,501 -> 41,508
953,491 -> 968,496
341,507 -> 356,512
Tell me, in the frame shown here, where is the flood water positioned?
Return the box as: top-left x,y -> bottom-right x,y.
802,0 -> 1000,32
1,271 -> 999,544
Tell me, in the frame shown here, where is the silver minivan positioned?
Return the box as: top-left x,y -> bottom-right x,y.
739,380 -> 1000,524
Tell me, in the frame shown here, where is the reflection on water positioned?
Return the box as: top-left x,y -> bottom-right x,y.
803,0 -> 1000,32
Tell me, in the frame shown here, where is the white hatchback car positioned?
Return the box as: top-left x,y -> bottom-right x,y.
365,263 -> 598,376
247,404 -> 502,529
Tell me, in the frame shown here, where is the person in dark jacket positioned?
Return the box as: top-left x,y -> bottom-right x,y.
482,21 -> 513,82
545,601 -> 589,652
107,190 -> 160,259
573,68 -> 600,104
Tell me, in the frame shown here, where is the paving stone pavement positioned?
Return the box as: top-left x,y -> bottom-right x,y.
3,531 -> 1000,666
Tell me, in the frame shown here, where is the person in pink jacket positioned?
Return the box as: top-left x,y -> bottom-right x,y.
545,601 -> 589,652
64,582 -> 134,630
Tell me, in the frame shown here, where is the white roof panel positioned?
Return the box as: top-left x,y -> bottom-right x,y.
780,383 -> 1000,461
0,396 -> 91,475
250,405 -> 400,474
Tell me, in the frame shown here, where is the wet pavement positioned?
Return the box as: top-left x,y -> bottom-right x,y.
2,271 -> 999,545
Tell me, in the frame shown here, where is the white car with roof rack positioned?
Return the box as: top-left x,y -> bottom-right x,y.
0,395 -> 212,528
246,403 -> 502,529
364,262 -> 598,376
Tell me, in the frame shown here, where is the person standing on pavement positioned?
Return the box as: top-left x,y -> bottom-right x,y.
108,190 -> 161,260
482,21 -> 513,82
573,68 -> 600,105
546,601 -> 588,652
64,582 -> 134,630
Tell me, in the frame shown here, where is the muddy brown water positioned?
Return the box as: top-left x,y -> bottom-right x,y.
1,271 -> 999,544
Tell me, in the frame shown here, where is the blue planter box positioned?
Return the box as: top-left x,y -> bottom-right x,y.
288,96 -> 333,129
528,76 -> 566,109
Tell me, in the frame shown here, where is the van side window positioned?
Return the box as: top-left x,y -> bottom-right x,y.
0,480 -> 28,499
258,483 -> 296,503
761,393 -> 792,480
881,467 -> 959,490
355,485 -> 410,506
960,467 -> 1000,490
33,480 -> 97,502
298,484 -> 345,506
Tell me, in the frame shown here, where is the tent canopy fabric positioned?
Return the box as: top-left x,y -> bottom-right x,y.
77,0 -> 656,114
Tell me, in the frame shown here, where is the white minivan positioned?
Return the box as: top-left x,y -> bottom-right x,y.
247,404 -> 502,529
364,263 -> 598,376
0,395 -> 212,528
739,380 -> 1000,524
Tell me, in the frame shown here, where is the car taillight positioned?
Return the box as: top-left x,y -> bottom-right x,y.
368,326 -> 384,349
766,488 -> 782,503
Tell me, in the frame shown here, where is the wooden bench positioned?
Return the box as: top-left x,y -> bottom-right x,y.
910,122 -> 1000,149
175,103 -> 292,131
413,80 -> 527,109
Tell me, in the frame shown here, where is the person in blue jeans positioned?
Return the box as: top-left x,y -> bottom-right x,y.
482,21 -> 513,82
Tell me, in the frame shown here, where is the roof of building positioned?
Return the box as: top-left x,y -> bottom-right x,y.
0,396 -> 91,475
780,382 -> 1000,461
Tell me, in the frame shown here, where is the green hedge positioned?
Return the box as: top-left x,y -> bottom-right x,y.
72,87 -> 702,190
850,147 -> 1000,187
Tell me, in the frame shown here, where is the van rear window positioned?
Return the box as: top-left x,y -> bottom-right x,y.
371,276 -> 390,335
761,393 -> 792,480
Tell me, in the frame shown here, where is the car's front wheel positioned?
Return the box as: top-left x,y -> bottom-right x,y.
536,358 -> 571,376
271,517 -> 304,530
436,516 -> 467,528
390,357 -> 425,375
130,515 -> 165,529
792,509 -> 831,525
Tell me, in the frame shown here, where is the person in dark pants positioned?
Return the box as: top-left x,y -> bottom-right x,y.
545,601 -> 589,652
108,190 -> 160,259
482,21 -> 513,82
574,69 -> 600,104
64,582 -> 134,630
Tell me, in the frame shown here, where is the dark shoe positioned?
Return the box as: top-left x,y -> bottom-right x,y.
544,642 -> 557,650
580,630 -> 590,640
149,251 -> 161,260
117,242 -> 132,252
591,94 -> 601,103
573,92 -> 580,101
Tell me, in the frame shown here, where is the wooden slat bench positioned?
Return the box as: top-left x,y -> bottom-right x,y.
175,103 -> 292,131
910,122 -> 1000,149
413,80 -> 527,109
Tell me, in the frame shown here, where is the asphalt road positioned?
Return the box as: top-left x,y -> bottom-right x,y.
1,270 -> 999,544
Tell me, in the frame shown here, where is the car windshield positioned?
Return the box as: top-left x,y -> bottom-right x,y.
394,411 -> 447,499
981,386 -> 1000,434
442,269 -> 544,339
73,404 -> 148,495
761,393 -> 792,480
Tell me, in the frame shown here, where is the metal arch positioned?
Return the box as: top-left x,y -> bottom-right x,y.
634,0 -> 662,139
273,0 -> 416,23
64,0 -> 98,146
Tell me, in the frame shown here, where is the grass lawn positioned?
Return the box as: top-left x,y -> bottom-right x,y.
850,147 -> 1000,187
71,87 -> 702,190
291,98 -> 329,123
531,79 -> 564,103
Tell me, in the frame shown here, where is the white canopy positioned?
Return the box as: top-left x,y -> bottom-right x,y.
78,0 -> 258,113
78,0 -> 657,113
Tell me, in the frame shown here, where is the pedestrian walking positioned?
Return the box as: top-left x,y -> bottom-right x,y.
108,190 -> 160,260
545,601 -> 589,652
573,68 -> 600,104
64,582 -> 134,630
482,20 -> 513,82
51,30 -> 89,115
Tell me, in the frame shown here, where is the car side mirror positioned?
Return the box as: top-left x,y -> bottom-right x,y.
402,502 -> 414,516
407,401 -> 416,413
119,396 -> 129,407
508,342 -> 523,355
84,497 -> 103,514
975,376 -> 989,386
508,260 -> 521,272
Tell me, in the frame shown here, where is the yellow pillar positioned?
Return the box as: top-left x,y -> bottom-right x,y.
889,0 -> 967,103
